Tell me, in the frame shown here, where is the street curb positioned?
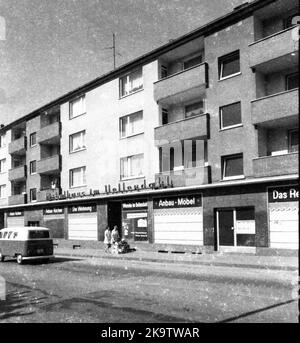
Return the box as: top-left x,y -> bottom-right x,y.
55,252 -> 298,271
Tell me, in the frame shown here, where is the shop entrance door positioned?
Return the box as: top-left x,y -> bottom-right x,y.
217,209 -> 234,246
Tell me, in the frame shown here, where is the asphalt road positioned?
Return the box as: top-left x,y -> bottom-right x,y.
0,256 -> 298,323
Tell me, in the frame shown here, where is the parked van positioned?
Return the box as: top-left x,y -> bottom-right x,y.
0,227 -> 54,264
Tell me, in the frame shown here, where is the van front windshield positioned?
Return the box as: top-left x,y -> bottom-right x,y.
28,231 -> 50,239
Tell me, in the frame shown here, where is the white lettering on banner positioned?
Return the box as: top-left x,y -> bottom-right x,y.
178,198 -> 195,206
273,190 -> 288,200
290,189 -> 299,199
123,201 -> 147,209
159,200 -> 175,207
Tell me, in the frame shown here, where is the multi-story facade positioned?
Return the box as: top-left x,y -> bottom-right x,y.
0,0 -> 298,253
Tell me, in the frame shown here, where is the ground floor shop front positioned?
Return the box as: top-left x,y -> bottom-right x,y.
0,180 -> 298,254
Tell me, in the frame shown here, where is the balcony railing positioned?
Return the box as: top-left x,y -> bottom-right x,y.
155,166 -> 211,187
9,136 -> 27,155
8,165 -> 27,181
154,63 -> 208,105
249,27 -> 298,67
37,121 -> 61,144
37,188 -> 61,202
251,89 -> 299,125
253,152 -> 298,178
37,155 -> 61,174
8,194 -> 27,206
154,114 -> 209,146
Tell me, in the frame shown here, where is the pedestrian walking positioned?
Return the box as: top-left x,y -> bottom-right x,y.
104,226 -> 111,253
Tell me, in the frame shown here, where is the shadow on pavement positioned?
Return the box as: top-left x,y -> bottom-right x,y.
0,291 -> 34,320
1,257 -> 82,265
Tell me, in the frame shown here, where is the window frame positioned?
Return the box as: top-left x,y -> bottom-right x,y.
69,130 -> 87,153
69,95 -> 86,119
119,111 -> 144,139
30,188 -> 37,202
30,132 -> 37,147
0,158 -> 6,173
0,135 -> 5,148
286,72 -> 299,91
183,54 -> 203,70
120,153 -> 144,180
0,184 -> 6,199
184,100 -> 205,119
119,68 -> 143,98
69,166 -> 87,188
29,160 -> 37,175
219,101 -> 242,130
219,50 -> 241,80
221,153 -> 244,180
288,129 -> 299,153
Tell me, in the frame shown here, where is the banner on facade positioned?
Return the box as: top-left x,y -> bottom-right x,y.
43,207 -> 64,215
68,204 -> 97,214
7,210 -> 24,217
268,186 -> 299,203
153,195 -> 202,209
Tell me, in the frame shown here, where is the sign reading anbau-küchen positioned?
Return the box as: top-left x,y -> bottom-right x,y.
268,186 -> 299,203
153,195 -> 202,209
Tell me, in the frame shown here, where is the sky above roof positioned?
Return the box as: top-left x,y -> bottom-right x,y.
0,0 -> 246,125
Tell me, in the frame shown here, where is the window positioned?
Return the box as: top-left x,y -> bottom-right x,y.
285,13 -> 299,29
286,73 -> 299,90
120,154 -> 144,179
120,111 -> 143,138
161,65 -> 168,79
289,129 -> 299,153
0,185 -> 6,198
222,154 -> 244,180
183,55 -> 202,70
30,132 -> 37,147
120,69 -> 143,97
30,160 -> 36,174
70,95 -> 86,119
219,51 -> 240,79
162,108 -> 169,125
28,230 -> 50,239
0,158 -> 6,173
0,134 -> 5,148
185,101 -> 204,119
70,166 -> 86,188
30,188 -> 37,202
220,102 -> 242,129
70,130 -> 86,152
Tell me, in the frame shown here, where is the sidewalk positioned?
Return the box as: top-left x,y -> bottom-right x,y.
54,245 -> 299,271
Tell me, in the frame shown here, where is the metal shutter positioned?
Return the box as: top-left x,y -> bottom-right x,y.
68,212 -> 97,240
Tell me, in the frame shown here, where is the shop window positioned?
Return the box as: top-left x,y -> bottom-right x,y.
30,132 -> 37,147
185,101 -> 204,119
120,154 -> 144,179
286,72 -> 299,91
219,50 -> 240,80
221,153 -> 244,180
289,129 -> 299,153
30,160 -> 36,175
220,102 -> 242,129
119,111 -> 143,138
70,166 -> 86,188
119,69 -> 143,97
30,188 -> 37,202
69,130 -> 86,153
69,95 -> 86,119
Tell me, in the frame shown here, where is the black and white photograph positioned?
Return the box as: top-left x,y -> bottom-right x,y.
0,0 -> 299,330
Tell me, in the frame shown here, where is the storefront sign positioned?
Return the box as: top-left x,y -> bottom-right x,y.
68,204 -> 97,214
43,207 -> 64,215
235,220 -> 255,234
122,200 -> 148,210
153,195 -> 202,209
7,210 -> 24,217
268,186 -> 299,203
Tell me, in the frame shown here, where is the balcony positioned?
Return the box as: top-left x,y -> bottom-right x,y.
37,188 -> 61,202
155,166 -> 211,187
8,194 -> 27,206
8,165 -> 27,181
154,114 -> 208,146
37,155 -> 61,175
9,136 -> 27,155
251,89 -> 299,126
154,63 -> 208,105
253,153 -> 298,178
37,122 -> 61,144
249,27 -> 298,68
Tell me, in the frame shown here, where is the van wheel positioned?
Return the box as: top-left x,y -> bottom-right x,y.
16,254 -> 23,265
0,253 -> 4,262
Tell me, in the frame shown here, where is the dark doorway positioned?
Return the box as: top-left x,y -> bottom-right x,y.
218,209 -> 234,246
107,201 -> 122,237
0,213 -> 4,229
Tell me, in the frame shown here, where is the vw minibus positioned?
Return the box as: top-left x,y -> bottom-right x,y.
0,226 -> 54,264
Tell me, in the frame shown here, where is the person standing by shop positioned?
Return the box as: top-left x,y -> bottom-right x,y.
111,225 -> 120,244
104,226 -> 111,253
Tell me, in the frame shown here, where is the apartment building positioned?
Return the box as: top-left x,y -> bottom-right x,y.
0,0 -> 298,253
